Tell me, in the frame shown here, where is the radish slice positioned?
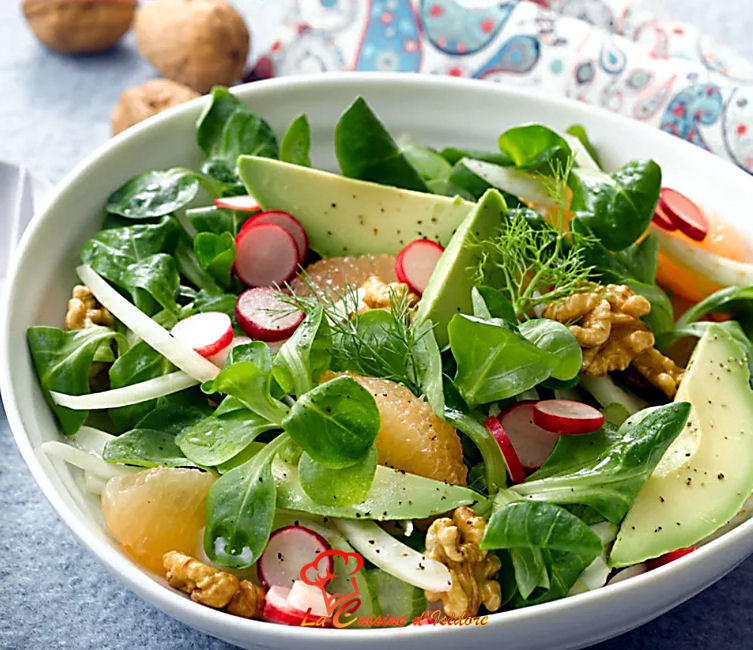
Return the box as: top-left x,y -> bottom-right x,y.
170,312 -> 233,358
484,415 -> 526,484
499,401 -> 559,471
241,211 -> 308,263
394,239 -> 444,295
235,287 -> 304,342
208,335 -> 252,367
607,564 -> 647,585
214,195 -> 260,212
263,585 -> 308,626
652,205 -> 678,232
50,371 -> 198,410
659,188 -> 708,241
234,223 -> 299,287
646,547 -> 698,570
533,400 -> 605,435
287,580 -> 329,618
257,525 -> 332,590
77,265 -> 219,383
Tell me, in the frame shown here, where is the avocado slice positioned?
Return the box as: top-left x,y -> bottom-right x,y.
415,189 -> 507,347
610,324 -> 753,567
237,156 -> 474,257
273,456 -> 485,520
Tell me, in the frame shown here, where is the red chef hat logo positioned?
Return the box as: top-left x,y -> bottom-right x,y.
300,550 -> 364,623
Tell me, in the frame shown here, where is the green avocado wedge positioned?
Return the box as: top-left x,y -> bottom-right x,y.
610,324 -> 753,567
415,189 -> 507,347
237,156 -> 474,257
273,456 -> 486,520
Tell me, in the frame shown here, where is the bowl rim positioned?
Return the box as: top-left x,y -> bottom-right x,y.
3,71 -> 753,644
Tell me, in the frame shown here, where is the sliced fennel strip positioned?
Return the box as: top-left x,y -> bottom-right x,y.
50,371 -> 198,410
38,441 -> 135,480
334,518 -> 451,592
77,264 -> 219,383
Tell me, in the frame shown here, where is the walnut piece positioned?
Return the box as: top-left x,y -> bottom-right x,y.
360,275 -> 417,310
424,507 -> 501,618
23,0 -> 136,54
163,551 -> 265,618
65,285 -> 114,331
112,78 -> 200,135
544,284 -> 683,397
134,0 -> 249,93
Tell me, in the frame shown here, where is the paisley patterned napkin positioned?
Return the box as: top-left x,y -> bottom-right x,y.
247,0 -> 753,175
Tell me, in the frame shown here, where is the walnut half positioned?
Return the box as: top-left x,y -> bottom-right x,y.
163,551 -> 265,618
543,284 -> 683,397
65,285 -> 114,331
424,507 -> 501,618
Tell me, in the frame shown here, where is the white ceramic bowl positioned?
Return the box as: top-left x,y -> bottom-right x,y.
3,73 -> 753,649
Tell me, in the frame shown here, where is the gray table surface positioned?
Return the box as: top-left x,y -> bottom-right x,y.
2,1 -> 753,648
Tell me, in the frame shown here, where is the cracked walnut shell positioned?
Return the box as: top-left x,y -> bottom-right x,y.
424,507 -> 501,617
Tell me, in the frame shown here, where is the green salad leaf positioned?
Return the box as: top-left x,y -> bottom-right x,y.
106,168 -> 201,219
497,125 -> 572,173
80,216 -> 179,290
204,433 -> 288,568
515,403 -> 691,524
401,145 -> 452,182
335,97 -> 427,192
197,86 -> 278,189
570,159 -> 661,251
193,231 -> 235,290
282,375 -> 380,469
519,319 -> 582,381
449,314 -> 556,407
204,342 -> 289,425
298,446 -> 378,506
121,253 -> 180,315
280,113 -> 311,167
27,326 -> 123,435
482,498 -> 602,604
176,397 -> 276,467
103,428 -> 197,468
273,306 -> 331,397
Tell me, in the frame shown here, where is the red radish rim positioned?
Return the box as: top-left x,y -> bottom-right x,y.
241,211 -> 308,263
394,239 -> 444,295
499,401 -> 560,470
484,415 -> 526,484
646,547 -> 698,570
170,312 -> 233,358
263,585 -> 308,626
233,223 -> 299,288
532,400 -> 605,435
257,525 -> 333,590
214,195 -> 261,212
235,287 -> 305,342
659,188 -> 709,242
652,206 -> 677,232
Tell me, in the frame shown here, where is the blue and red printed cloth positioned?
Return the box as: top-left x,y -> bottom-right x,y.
248,0 -> 753,175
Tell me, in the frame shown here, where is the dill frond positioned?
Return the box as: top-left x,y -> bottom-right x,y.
274,274 -> 430,394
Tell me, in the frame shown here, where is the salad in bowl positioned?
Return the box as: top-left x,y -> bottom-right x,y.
26,85 -> 753,630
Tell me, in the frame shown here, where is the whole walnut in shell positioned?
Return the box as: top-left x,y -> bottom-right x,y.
134,0 -> 249,93
111,78 -> 200,135
22,0 -> 136,54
